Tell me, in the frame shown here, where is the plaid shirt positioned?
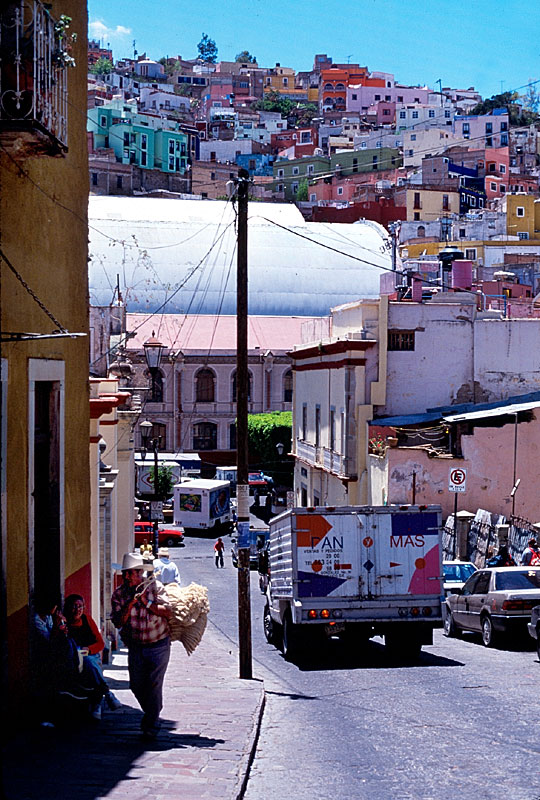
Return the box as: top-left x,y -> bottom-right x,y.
111,580 -> 169,645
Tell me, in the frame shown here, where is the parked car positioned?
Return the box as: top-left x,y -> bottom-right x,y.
527,605 -> 540,659
134,521 -> 185,548
443,567 -> 540,646
443,560 -> 477,597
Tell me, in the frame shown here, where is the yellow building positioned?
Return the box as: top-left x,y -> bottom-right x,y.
506,193 -> 540,240
0,0 -> 90,706
264,65 -> 306,100
395,187 -> 460,221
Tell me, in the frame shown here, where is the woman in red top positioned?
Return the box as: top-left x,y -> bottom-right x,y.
64,594 -> 121,714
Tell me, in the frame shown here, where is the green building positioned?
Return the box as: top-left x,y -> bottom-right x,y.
330,147 -> 402,176
273,155 -> 330,201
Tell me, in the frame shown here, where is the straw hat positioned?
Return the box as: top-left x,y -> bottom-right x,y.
158,547 -> 170,558
119,552 -> 154,572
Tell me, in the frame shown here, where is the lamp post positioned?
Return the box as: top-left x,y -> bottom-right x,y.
140,419 -> 160,556
143,332 -> 165,401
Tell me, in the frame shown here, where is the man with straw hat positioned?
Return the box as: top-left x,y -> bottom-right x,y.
111,553 -> 172,740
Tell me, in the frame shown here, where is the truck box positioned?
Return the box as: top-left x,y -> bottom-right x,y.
263,505 -> 443,659
173,478 -> 232,532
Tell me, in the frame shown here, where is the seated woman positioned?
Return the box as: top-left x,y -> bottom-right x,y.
63,594 -> 121,713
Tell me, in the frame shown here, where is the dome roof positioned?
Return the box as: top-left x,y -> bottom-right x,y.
88,196 -> 392,317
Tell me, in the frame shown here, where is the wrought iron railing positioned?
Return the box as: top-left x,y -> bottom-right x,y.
0,0 -> 69,149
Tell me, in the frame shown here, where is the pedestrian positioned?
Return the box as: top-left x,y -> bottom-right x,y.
486,545 -> 516,568
214,537 -> 225,568
153,547 -> 181,585
521,538 -> 540,566
110,553 -> 172,740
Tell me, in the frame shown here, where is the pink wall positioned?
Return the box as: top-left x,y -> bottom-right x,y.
347,84 -> 428,112
380,411 -> 540,522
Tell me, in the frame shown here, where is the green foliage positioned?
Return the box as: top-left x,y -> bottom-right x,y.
197,33 -> 218,63
247,412 -> 292,486
252,90 -> 295,116
90,57 -> 113,75
235,50 -> 257,63
159,57 -> 182,76
149,465 -> 175,499
468,90 -> 540,126
296,179 -> 309,202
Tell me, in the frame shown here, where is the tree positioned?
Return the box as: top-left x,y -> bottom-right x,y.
252,90 -> 295,117
296,179 -> 309,202
197,33 -> 218,63
235,50 -> 256,64
247,412 -> 293,487
89,57 -> 113,75
148,465 -> 175,499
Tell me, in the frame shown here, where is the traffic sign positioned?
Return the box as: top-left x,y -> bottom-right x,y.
150,501 -> 164,521
449,468 -> 467,493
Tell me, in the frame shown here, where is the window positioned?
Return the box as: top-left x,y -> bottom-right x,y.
444,110 -> 451,119
315,406 -> 321,447
310,193 -> 317,202
196,369 -> 215,402
92,173 -> 98,186
292,166 -> 299,175
399,111 -> 406,119
193,422 -> 217,450
485,122 -> 492,134
277,184 -> 284,192
462,122 -> 470,135
412,111 -> 419,119
374,94 -> 381,101
229,423 -> 237,450
490,182 -> 497,191
428,109 -> 435,118
283,370 -> 293,402
291,182 -> 299,194
141,133 -> 148,150
352,93 -> 357,100
150,370 -> 163,402
459,228 -> 466,237
397,95 -> 403,102
383,109 -> 390,115
361,141 -> 367,149
500,164 -> 506,174
486,137 -> 493,147
442,194 -> 449,210
141,152 -> 147,166
501,133 -> 508,146
417,225 -> 426,237
465,248 -> 477,260
385,95 -> 391,101
277,168 -> 284,178
307,164 -> 314,174
388,331 -> 415,351
413,212 -> 420,220
337,186 -> 344,195
372,156 -> 378,170
100,115 -> 107,127
518,231 -> 529,240
410,134 -> 417,141
302,404 -> 307,440
413,192 -> 421,209
516,206 -> 525,217
231,370 -> 252,401
489,163 -> 496,172
330,408 -> 335,451
116,176 -> 123,189
500,184 -> 506,193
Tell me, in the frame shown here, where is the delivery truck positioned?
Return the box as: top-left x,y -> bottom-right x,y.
173,478 -> 232,532
262,505 -> 443,660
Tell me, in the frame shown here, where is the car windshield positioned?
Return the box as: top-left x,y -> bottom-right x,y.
495,570 -> 540,590
444,564 -> 476,583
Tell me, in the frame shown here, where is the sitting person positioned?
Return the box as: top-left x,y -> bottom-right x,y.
63,594 -> 121,713
32,595 -> 105,724
487,545 -> 516,568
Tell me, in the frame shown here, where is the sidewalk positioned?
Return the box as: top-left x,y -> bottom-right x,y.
2,623 -> 265,800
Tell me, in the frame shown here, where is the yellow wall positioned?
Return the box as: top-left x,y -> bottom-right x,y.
506,194 -> 540,239
1,0 -> 90,623
406,189 -> 460,221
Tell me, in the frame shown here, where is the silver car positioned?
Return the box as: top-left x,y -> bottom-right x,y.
443,567 -> 540,647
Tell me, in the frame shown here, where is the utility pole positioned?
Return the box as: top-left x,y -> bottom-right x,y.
236,168 -> 252,679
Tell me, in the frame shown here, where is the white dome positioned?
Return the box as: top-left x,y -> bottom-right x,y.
88,196 -> 392,317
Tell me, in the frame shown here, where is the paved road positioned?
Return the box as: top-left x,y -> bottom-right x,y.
179,535 -> 540,800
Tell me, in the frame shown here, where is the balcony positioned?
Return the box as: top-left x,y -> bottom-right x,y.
0,1 -> 70,155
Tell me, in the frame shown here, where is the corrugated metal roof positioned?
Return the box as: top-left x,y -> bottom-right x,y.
88,197 -> 392,317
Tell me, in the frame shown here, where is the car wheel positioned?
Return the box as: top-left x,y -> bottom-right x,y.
263,604 -> 275,644
481,615 -> 495,647
443,609 -> 460,638
282,610 -> 300,661
164,537 -> 177,547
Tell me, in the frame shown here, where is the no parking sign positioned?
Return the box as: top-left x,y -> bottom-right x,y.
448,467 -> 467,493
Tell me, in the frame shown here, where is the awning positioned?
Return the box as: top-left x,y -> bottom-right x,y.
444,400 -> 540,423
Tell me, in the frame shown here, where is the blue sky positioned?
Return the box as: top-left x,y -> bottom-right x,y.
88,0 -> 539,100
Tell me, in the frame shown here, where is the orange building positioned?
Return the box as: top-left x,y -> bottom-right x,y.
320,66 -> 385,112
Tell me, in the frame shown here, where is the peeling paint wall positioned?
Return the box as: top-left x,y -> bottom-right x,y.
377,411 -> 540,521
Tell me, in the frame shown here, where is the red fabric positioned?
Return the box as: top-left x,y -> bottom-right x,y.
69,613 -> 105,655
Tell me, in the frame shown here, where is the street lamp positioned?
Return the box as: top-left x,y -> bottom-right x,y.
143,332 -> 165,401
139,418 -> 160,556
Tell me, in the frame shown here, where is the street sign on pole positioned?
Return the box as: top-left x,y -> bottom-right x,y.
449,467 -> 467,493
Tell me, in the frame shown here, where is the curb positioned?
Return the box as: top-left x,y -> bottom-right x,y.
236,684 -> 266,800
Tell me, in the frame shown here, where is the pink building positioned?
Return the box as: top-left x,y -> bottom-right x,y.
453,110 -> 509,149
484,147 -> 510,204
347,81 -> 429,113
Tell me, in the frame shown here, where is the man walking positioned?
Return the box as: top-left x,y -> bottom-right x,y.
214,537 -> 225,568
111,553 -> 172,739
153,547 -> 181,585
521,538 -> 540,566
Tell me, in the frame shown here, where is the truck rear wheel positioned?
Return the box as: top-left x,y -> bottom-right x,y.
263,604 -> 275,644
282,610 -> 301,661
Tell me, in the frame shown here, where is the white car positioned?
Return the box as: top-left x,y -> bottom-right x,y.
443,560 -> 477,597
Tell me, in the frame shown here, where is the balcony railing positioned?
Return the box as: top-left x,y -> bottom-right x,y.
0,1 -> 69,153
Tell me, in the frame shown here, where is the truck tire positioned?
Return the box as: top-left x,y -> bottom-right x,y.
282,610 -> 301,661
263,604 -> 275,644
